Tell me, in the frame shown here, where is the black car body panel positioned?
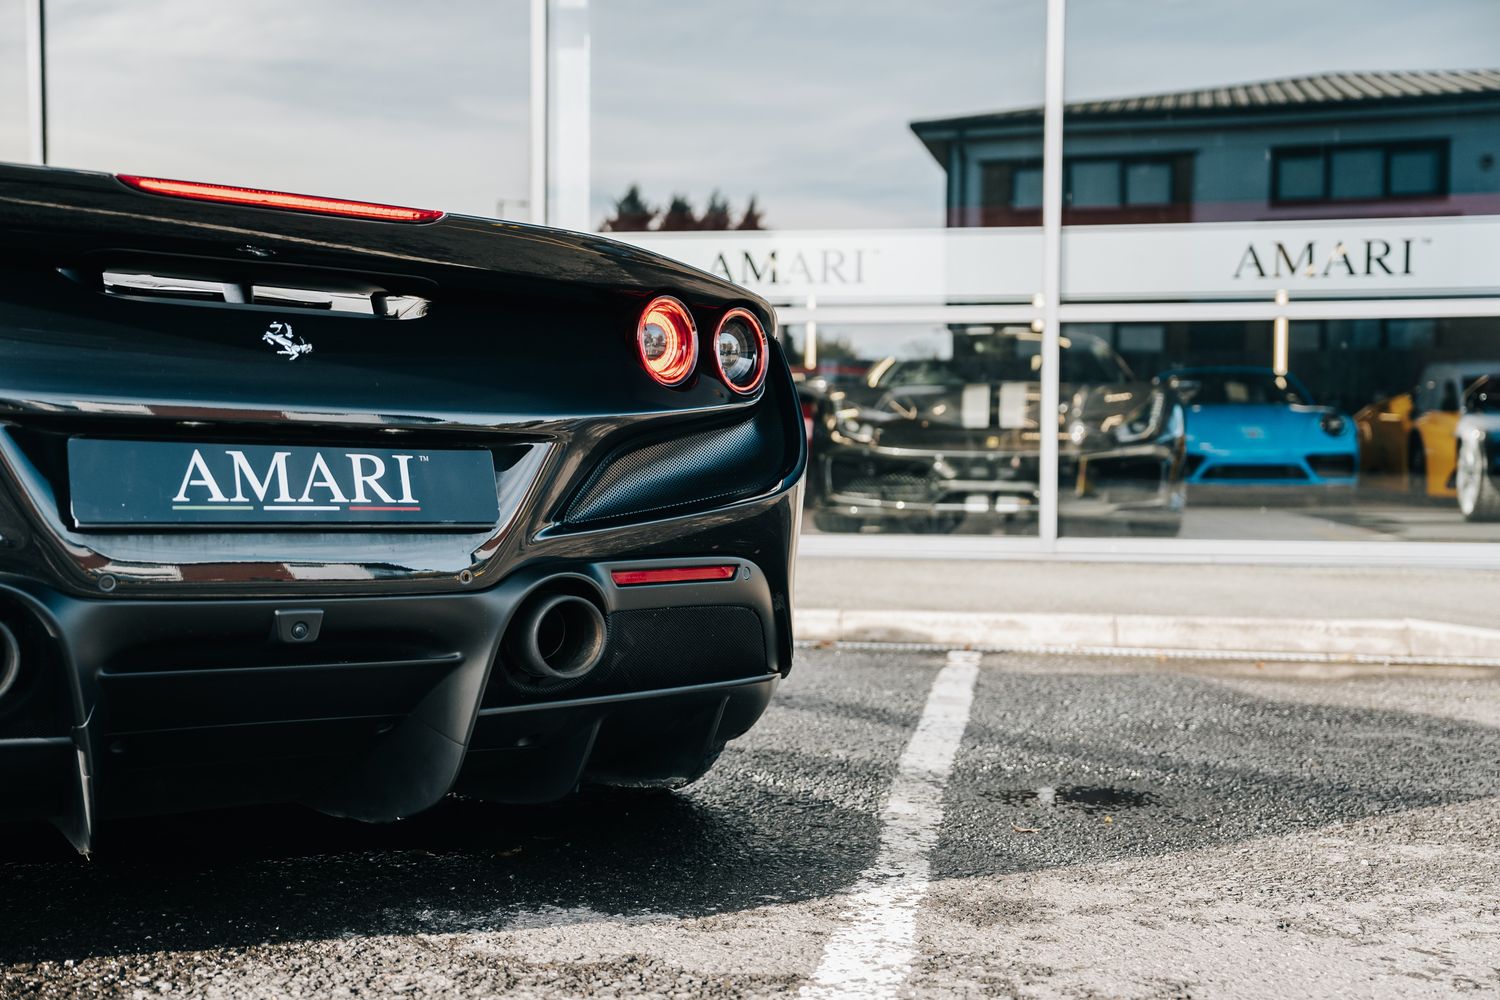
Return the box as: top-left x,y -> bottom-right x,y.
806,330 -> 1185,534
0,163 -> 804,851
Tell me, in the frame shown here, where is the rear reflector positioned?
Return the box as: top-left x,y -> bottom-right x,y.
714,307 -> 769,394
117,175 -> 444,223
610,565 -> 738,586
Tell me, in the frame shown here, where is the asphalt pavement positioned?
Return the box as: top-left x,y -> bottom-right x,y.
3,647 -> 1498,999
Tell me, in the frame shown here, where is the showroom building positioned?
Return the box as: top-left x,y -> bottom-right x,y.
908,71 -> 1500,417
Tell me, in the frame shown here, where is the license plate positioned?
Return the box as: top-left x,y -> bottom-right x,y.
68,439 -> 499,527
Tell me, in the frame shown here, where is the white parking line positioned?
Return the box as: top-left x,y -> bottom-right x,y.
799,649 -> 982,1000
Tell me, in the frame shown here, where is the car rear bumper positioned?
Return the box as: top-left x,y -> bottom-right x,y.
0,540 -> 792,852
1184,449 -> 1359,486
812,442 -> 1180,524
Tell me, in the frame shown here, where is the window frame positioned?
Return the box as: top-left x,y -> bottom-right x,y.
1009,160 -> 1045,211
978,152 -> 1189,222
1063,153 -> 1180,210
1270,140 -> 1449,206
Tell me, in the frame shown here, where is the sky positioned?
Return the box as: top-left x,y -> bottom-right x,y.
0,0 -> 532,216
0,0 -> 1497,227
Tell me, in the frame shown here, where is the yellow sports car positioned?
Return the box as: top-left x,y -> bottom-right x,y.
1355,362 -> 1500,496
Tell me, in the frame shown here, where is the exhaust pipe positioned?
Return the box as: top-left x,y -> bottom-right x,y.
0,622 -> 18,702
505,592 -> 607,681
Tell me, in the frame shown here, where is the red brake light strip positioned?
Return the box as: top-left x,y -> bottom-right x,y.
117,175 -> 443,223
611,565 -> 738,586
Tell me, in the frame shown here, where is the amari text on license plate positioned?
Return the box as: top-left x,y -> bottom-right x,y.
68,439 -> 499,526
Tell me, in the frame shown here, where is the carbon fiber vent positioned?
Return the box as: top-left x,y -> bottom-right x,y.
565,412 -> 782,525
487,605 -> 768,705
606,605 -> 766,691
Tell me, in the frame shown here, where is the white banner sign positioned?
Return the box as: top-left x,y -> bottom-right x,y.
618,215 -> 1500,304
621,229 -> 1041,304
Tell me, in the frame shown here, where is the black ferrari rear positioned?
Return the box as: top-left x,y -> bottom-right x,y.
0,164 -> 804,852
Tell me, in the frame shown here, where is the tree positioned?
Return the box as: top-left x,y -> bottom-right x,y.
657,194 -> 700,231
815,333 -> 860,362
736,195 -> 765,231
699,191 -> 733,231
600,184 -> 656,232
597,186 -> 770,232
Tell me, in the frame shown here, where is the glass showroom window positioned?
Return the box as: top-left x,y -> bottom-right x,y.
787,322 -> 1047,537
1057,0 -> 1500,548
1056,316 -> 1500,542
525,0 -> 1500,557
577,0 -> 1048,543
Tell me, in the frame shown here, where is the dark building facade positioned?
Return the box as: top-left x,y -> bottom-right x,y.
911,70 -> 1500,229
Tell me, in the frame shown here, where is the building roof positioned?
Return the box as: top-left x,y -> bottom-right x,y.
911,69 -> 1500,135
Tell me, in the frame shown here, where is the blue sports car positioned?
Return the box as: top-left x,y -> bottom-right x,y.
1156,367 -> 1359,486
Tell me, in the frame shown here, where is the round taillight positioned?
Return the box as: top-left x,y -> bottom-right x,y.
714,308 -> 768,394
637,296 -> 697,386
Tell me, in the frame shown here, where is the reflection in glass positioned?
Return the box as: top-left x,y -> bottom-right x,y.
1171,366 -> 1356,485
1275,153 -> 1324,202
1124,161 -> 1172,206
1387,319 -> 1437,350
1456,375 -> 1500,522
1289,322 -> 1321,353
1057,318 -> 1500,542
1165,368 -> 1309,406
1069,160 -> 1119,207
1390,147 -> 1442,197
591,0 -> 1044,231
1050,2 -> 1500,544
1329,148 -> 1384,201
1117,324 -> 1165,354
1012,165 -> 1044,210
1056,0 -> 1500,384
803,326 -> 1184,537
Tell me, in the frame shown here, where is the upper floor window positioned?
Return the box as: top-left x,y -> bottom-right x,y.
978,154 -> 1190,225
1066,156 -> 1176,208
1011,165 -> 1043,210
1271,141 -> 1447,204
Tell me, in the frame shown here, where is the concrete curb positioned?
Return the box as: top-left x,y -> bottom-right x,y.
794,609 -> 1500,664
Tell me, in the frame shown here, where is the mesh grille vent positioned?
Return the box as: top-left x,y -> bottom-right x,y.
565,415 -> 781,524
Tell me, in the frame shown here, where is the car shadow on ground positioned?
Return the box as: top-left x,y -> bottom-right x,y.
0,742 -> 889,965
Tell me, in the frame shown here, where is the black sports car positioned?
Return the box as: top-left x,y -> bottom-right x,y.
0,165 -> 804,852
807,328 -> 1185,535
